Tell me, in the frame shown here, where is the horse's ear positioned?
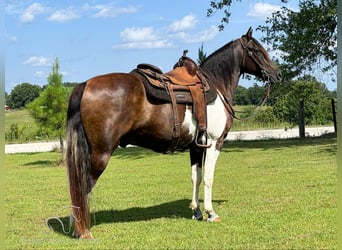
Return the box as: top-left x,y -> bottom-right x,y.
246,27 -> 253,40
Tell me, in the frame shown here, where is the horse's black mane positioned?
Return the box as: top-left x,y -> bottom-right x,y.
199,39 -> 240,93
200,40 -> 235,68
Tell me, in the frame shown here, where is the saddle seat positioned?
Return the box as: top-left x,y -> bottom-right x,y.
135,63 -> 210,91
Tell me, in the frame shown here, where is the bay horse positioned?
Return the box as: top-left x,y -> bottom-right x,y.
65,27 -> 281,239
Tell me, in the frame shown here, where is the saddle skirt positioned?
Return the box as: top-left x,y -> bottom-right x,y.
131,63 -> 217,104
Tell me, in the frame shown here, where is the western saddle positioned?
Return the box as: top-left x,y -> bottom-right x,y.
131,50 -> 217,150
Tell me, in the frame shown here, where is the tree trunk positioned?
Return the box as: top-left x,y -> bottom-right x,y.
59,135 -> 64,155
298,99 -> 305,138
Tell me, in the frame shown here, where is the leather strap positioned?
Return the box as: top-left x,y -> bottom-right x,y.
166,83 -> 181,151
188,84 -> 206,131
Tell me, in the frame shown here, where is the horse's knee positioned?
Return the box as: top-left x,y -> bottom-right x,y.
203,176 -> 213,188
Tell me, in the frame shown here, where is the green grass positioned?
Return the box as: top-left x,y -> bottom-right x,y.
5,109 -> 43,143
5,136 -> 336,249
5,109 -> 35,131
5,109 -> 60,143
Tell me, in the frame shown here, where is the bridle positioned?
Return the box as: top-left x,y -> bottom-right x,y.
240,38 -> 272,84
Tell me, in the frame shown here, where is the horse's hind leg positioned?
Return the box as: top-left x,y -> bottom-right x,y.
89,149 -> 114,192
190,147 -> 204,220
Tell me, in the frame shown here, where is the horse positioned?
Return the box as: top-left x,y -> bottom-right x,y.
65,27 -> 282,239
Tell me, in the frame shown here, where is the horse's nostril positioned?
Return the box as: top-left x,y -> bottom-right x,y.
277,72 -> 282,80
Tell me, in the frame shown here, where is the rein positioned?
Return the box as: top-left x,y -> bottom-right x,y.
233,83 -> 271,121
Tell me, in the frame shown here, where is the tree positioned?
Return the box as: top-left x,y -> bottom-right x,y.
197,43 -> 207,64
27,58 -> 70,154
7,83 -> 41,109
246,84 -> 268,105
258,0 -> 337,80
233,86 -> 248,105
273,76 -> 334,125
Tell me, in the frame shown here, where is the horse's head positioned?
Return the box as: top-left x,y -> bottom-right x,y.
239,27 -> 282,84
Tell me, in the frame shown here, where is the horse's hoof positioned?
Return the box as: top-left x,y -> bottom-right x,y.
80,232 -> 94,239
206,212 -> 221,222
73,230 -> 94,239
192,208 -> 203,221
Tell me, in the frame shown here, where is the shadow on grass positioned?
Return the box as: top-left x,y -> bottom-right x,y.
24,160 -> 60,167
92,199 -> 192,224
112,146 -> 189,160
223,133 -> 336,155
47,198 -> 227,237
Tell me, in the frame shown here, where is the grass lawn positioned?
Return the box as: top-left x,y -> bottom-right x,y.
5,136 -> 336,249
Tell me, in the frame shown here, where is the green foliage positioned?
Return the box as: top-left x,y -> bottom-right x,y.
233,86 -> 249,105
5,109 -> 52,143
5,137 -> 336,249
258,0 -> 337,79
273,77 -> 334,126
207,0 -> 241,31
5,91 -> 10,105
26,58 -> 70,150
197,43 -> 207,64
7,82 -> 42,109
234,84 -> 266,106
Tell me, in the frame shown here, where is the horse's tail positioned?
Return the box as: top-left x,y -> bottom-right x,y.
65,82 -> 92,238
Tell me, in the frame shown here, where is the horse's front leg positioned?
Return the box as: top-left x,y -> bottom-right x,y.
203,143 -> 221,222
189,147 -> 204,220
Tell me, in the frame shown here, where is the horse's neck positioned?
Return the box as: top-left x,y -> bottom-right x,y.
202,42 -> 242,101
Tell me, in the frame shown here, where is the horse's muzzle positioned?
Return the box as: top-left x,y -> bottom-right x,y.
269,70 -> 282,84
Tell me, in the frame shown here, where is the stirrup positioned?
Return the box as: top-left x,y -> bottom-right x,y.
195,130 -> 212,148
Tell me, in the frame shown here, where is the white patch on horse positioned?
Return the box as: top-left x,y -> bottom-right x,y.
206,95 -> 227,140
182,96 -> 227,144
182,105 -> 197,139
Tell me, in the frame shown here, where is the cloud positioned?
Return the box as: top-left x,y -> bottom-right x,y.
6,34 -> 17,43
169,14 -> 197,32
20,2 -> 46,23
34,70 -> 45,77
23,56 -> 52,66
247,3 -> 281,20
113,14 -> 218,50
48,7 -> 80,22
173,25 -> 219,43
114,27 -> 172,49
113,40 -> 173,50
92,5 -> 138,18
120,27 -> 159,42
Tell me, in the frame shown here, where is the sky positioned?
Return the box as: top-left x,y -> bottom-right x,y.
4,0 -> 337,93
